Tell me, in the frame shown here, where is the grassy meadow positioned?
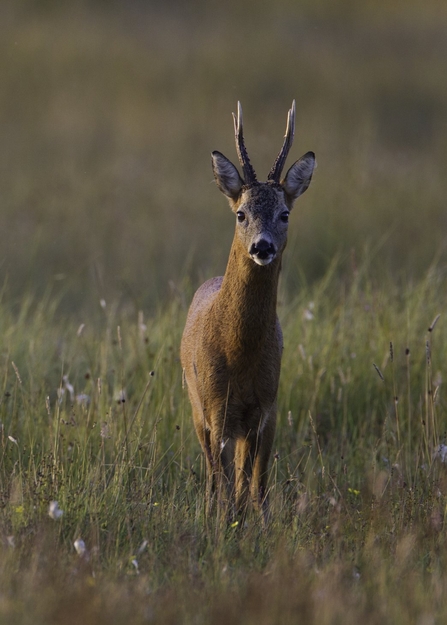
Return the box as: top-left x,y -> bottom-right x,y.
1,1 -> 447,623
2,260 -> 447,624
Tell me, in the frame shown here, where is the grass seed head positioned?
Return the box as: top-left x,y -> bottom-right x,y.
100,422 -> 111,439
11,362 -> 22,385
373,363 -> 385,382
428,313 -> 441,332
114,389 -> 127,403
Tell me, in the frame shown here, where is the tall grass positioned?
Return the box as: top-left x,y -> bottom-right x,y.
1,259 -> 447,623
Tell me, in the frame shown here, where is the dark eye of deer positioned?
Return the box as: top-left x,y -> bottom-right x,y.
280,211 -> 289,223
237,211 -> 245,223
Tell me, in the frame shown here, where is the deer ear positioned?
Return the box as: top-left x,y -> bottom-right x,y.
281,151 -> 315,203
211,151 -> 244,200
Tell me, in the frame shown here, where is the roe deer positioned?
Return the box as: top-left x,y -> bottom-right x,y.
181,101 -> 315,519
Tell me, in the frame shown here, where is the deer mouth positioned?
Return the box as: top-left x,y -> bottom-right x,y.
251,252 -> 276,266
249,240 -> 276,266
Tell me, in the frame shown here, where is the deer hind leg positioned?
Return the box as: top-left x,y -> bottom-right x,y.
251,409 -> 277,522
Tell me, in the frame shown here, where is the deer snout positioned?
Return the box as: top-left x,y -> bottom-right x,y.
249,238 -> 277,265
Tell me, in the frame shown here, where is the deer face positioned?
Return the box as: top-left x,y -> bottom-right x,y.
211,151 -> 315,267
234,184 -> 290,266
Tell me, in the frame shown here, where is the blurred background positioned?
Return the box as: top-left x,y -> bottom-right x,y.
1,0 -> 446,314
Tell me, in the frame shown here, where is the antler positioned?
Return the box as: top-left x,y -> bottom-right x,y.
233,102 -> 257,185
267,100 -> 296,183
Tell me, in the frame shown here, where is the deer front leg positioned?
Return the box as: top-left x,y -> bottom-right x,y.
234,435 -> 257,519
208,412 -> 235,516
251,408 -> 276,521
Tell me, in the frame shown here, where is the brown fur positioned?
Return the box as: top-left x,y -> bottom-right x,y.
181,103 -> 315,519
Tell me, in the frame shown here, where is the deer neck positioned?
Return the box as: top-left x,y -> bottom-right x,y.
215,237 -> 281,349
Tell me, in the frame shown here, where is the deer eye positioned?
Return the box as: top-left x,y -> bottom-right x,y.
236,211 -> 246,223
280,211 -> 289,223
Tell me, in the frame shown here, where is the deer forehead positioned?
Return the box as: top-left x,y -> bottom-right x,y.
235,184 -> 286,218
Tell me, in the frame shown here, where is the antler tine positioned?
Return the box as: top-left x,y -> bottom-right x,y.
233,101 -> 257,184
267,100 -> 296,183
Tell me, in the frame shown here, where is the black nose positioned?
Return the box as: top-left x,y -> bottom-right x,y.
250,239 -> 276,260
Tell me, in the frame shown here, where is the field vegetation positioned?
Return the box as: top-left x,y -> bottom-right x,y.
1,1 -> 447,623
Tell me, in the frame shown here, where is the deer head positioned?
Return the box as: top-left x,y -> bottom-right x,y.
211,101 -> 315,266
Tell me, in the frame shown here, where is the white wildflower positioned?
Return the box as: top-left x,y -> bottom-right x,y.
48,501 -> 63,520
74,538 -> 87,556
435,444 -> 447,463
303,308 -> 314,321
62,375 -> 75,401
76,394 -> 90,406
